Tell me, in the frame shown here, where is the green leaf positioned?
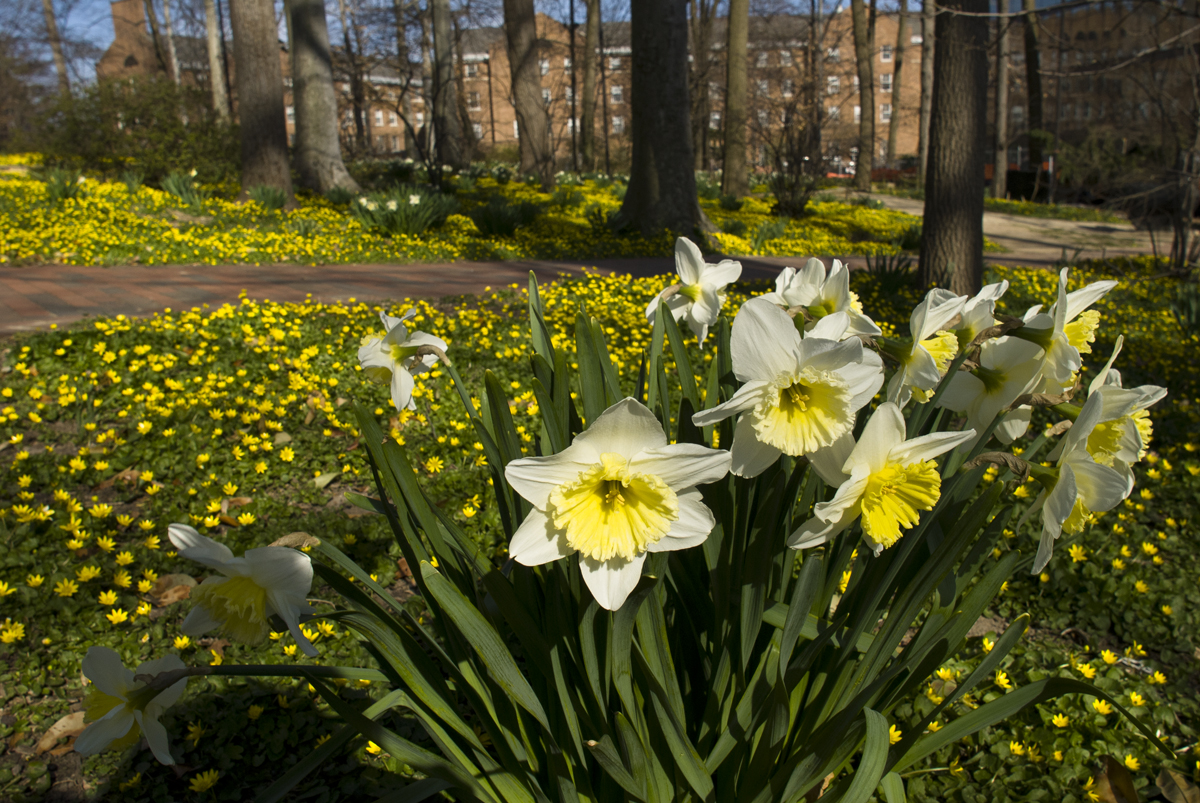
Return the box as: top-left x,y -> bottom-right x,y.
528,272 -> 554,363
343,490 -> 391,515
879,772 -> 906,803
369,778 -> 454,803
838,708 -> 890,803
420,561 -> 553,734
634,648 -> 715,802
313,470 -> 338,488
585,734 -> 645,800
660,300 -> 700,411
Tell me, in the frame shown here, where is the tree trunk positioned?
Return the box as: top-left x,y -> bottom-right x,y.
810,0 -> 824,163
886,0 -> 907,167
920,0 -> 988,294
418,6 -> 434,158
689,0 -> 715,172
503,0 -> 554,188
721,0 -> 748,197
431,0 -> 466,168
918,0 -> 934,190
205,0 -> 231,119
162,0 -> 180,84
230,0 -> 296,205
292,0 -> 359,193
453,14 -> 476,157
617,0 -> 712,237
993,15 -> 1009,199
336,0 -> 366,151
850,0 -> 876,191
143,0 -> 170,74
40,0 -> 70,94
580,0 -> 600,169
1022,0 -> 1043,172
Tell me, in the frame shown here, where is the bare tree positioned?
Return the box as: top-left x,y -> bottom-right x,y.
143,0 -> 171,74
918,0 -> 934,188
40,0 -> 70,94
886,0 -> 908,167
580,0 -> 600,168
162,0 -> 180,84
850,0 -> 876,191
722,0 -> 749,196
504,0 -> 554,187
617,0 -> 712,236
335,0 -> 367,151
921,0 -> 988,293
292,0 -> 359,193
229,0 -> 295,205
1021,0 -> 1043,175
204,0 -> 230,119
994,12 -> 1009,198
689,0 -> 717,171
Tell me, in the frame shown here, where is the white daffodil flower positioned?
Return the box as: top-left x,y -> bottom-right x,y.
788,403 -> 975,554
168,524 -> 317,656
937,336 -> 1043,445
76,646 -> 187,765
952,280 -> 1009,347
691,298 -> 884,478
884,288 -> 968,407
1015,268 -> 1117,392
504,398 -> 730,610
645,237 -> 742,343
357,310 -> 448,411
1028,391 -> 1132,573
759,258 -> 881,339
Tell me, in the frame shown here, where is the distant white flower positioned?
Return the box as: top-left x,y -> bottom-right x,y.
692,299 -> 883,477
76,647 -> 187,765
357,310 -> 448,411
505,398 -> 730,610
358,196 -> 369,206
386,199 -> 398,211
759,258 -> 881,339
884,288 -> 968,407
168,524 -> 317,656
645,237 -> 742,343
1028,391 -> 1132,572
788,403 -> 975,554
409,194 -> 421,205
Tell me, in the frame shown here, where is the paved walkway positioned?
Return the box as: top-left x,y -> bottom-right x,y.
0,199 -> 1158,336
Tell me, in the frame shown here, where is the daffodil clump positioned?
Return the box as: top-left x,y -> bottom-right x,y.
1,254 -> 1198,801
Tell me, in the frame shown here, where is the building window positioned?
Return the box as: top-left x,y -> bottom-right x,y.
567,116 -> 579,133
910,33 -> 922,44
514,119 -> 520,137
286,105 -> 294,123
853,75 -> 859,90
880,103 -> 892,122
826,104 -> 839,121
854,105 -> 861,123
780,50 -> 793,66
539,59 -> 549,75
465,63 -> 478,78
565,86 -> 574,103
611,84 -> 623,104
468,91 -> 481,111
757,109 -> 769,126
782,78 -> 794,98
710,111 -> 721,129
1011,105 -> 1025,122
756,51 -> 769,68
608,56 -> 620,70
827,75 -> 839,94
757,79 -> 769,96
376,135 -> 386,148
388,111 -> 398,126
612,115 -> 625,134
374,109 -> 383,126
827,47 -> 840,61
542,88 -> 551,105
880,73 -> 892,93
392,135 -> 399,150
416,111 -> 425,126
563,57 -> 571,69
472,122 -> 483,139
881,44 -> 893,62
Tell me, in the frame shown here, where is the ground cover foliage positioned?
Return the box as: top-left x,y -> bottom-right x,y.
0,155 -> 926,267
0,258 -> 1196,801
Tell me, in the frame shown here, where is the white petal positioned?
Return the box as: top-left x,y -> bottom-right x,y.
808,311 -> 851,341
505,444 -> 597,510
509,509 -> 574,566
1043,464 -> 1078,538
244,547 -> 314,597
835,351 -> 885,411
787,514 -> 843,550
994,406 -> 1032,444
1070,458 -> 1133,512
788,476 -> 868,548
631,443 -> 731,490
167,524 -> 234,568
729,415 -> 783,478
674,237 -> 704,284
687,285 -> 722,334
889,428 -> 976,466
1060,391 -> 1105,461
702,258 -> 742,288
650,491 -> 716,551
1064,279 -> 1117,322
136,708 -> 176,765
575,397 -> 669,456
937,371 -> 983,413
847,403 -> 906,474
906,348 -> 943,393
799,334 -> 862,374
405,331 -> 448,352
809,432 -> 855,487
180,600 -> 223,636
82,646 -> 132,699
389,365 -> 415,411
580,553 -> 647,611
692,380 -> 770,426
1088,336 -> 1124,397
357,340 -> 393,371
74,707 -> 136,757
731,298 -> 804,383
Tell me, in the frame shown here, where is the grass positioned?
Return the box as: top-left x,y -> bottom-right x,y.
984,197 -> 1125,224
0,257 -> 1198,800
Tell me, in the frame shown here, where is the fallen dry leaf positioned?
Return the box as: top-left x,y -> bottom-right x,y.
151,574 -> 197,607
36,711 -> 86,754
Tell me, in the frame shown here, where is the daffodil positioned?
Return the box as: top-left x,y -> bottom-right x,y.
951,281 -> 1010,347
937,336 -> 1043,444
504,398 -> 730,610
1014,268 -> 1117,392
1026,392 -> 1133,573
357,310 -> 447,411
75,646 -> 187,765
644,237 -> 741,343
883,288 -> 968,407
691,299 -> 884,477
788,403 -> 975,554
167,524 -> 317,656
758,258 -> 881,339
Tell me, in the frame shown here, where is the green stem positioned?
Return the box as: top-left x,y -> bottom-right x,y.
134,663 -> 389,691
